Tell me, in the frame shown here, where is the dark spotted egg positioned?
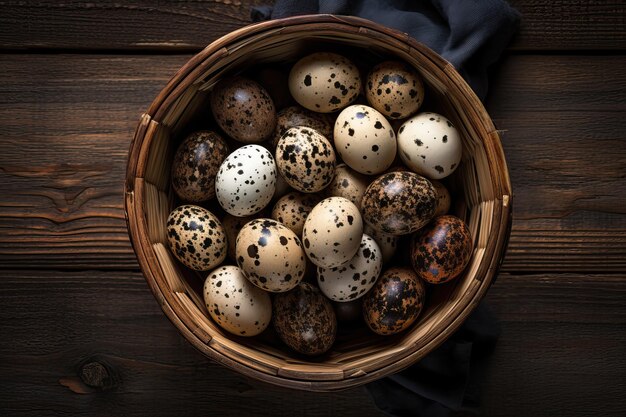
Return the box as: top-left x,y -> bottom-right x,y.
210,76 -> 276,143
334,104 -> 397,175
317,234 -> 382,302
365,61 -> 425,119
203,265 -> 272,336
276,127 -> 336,193
430,180 -> 451,217
364,224 -> 398,265
289,52 -> 361,113
302,197 -> 363,268
410,215 -> 473,284
215,145 -> 276,217
362,267 -> 426,335
166,205 -> 227,271
270,105 -> 333,149
271,191 -> 321,236
397,112 -> 462,180
361,171 -> 437,236
171,130 -> 229,202
222,211 -> 266,261
324,163 -> 370,209
236,218 -> 306,292
273,282 -> 337,355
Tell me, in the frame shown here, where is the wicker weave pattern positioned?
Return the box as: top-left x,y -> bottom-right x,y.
125,15 -> 512,391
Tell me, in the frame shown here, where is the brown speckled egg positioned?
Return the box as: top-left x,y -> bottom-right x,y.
364,224 -> 398,264
289,52 -> 361,113
365,61 -> 425,119
270,106 -> 333,148
171,130 -> 229,202
430,180 -> 451,217
324,163 -> 370,209
271,191 -> 321,236
203,265 -> 272,337
302,197 -> 363,268
361,171 -> 437,236
210,77 -> 276,143
362,267 -> 425,335
236,218 -> 306,292
276,127 -> 336,193
222,212 -> 265,261
410,215 -> 473,284
166,205 -> 227,271
273,282 -> 337,355
333,299 -> 363,322
333,104 -> 397,175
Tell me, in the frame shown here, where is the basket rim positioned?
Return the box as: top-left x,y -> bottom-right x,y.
125,14 -> 512,392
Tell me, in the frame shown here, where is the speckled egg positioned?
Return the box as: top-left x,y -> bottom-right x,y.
397,112 -> 462,179
333,299 -> 363,322
273,282 -> 337,355
271,191 -> 321,236
317,234 -> 382,302
362,267 -> 425,335
361,171 -> 437,236
166,205 -> 227,271
431,180 -> 451,217
210,77 -> 276,143
364,224 -> 398,264
289,52 -> 361,113
270,105 -> 333,148
171,130 -> 229,202
365,61 -> 425,119
276,127 -> 336,193
334,104 -> 397,175
236,218 -> 306,292
215,145 -> 276,216
324,163 -> 369,209
410,215 -> 473,284
222,212 -> 265,260
302,197 -> 363,268
272,171 -> 292,200
203,265 -> 272,336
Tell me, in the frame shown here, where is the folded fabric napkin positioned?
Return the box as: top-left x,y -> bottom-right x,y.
252,1 -> 519,415
251,0 -> 520,100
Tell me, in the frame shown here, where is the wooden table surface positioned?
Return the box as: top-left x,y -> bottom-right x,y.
1,1 -> 624,416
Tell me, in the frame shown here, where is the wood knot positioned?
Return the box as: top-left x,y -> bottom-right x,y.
79,361 -> 116,390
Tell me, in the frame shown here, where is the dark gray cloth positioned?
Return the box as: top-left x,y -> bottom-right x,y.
251,1 -> 517,415
251,0 -> 520,100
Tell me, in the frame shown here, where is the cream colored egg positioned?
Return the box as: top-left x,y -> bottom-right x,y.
203,265 -> 271,336
397,112 -> 462,180
289,52 -> 361,113
317,234 -> 382,302
276,127 -> 336,193
365,61 -> 425,119
166,205 -> 227,271
334,104 -> 397,175
324,163 -> 370,209
302,197 -> 363,268
215,145 -> 277,217
236,218 -> 306,292
364,224 -> 398,264
271,191 -> 321,236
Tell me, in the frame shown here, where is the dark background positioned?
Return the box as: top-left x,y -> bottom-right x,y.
0,1 -> 624,416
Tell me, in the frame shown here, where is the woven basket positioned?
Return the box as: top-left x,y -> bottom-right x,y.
125,15 -> 512,391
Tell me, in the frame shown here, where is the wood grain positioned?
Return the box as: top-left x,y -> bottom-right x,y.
0,270 -> 623,416
1,54 -> 624,272
0,1 -> 623,52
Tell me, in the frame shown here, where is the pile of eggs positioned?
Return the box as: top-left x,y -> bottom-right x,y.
166,52 -> 473,356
